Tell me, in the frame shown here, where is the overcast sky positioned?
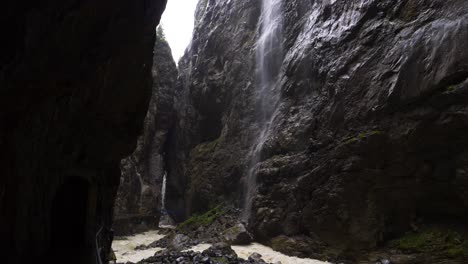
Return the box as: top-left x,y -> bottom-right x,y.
160,0 -> 200,62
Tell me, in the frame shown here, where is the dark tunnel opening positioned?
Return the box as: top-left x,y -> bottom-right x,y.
48,177 -> 90,261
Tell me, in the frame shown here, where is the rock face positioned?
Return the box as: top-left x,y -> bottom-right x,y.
166,0 -> 262,222
166,0 -> 468,259
114,31 -> 177,236
0,0 -> 167,263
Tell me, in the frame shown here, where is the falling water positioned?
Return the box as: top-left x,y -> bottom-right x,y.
159,171 -> 175,227
161,172 -> 167,210
242,0 -> 283,223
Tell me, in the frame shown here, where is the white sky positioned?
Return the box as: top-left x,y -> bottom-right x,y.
160,0 -> 200,62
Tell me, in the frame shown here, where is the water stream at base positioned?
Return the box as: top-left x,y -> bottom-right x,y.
112,230 -> 165,263
161,172 -> 167,210
112,230 -> 330,264
242,0 -> 284,223
189,243 -> 330,264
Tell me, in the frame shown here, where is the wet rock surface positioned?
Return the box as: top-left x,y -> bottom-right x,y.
132,243 -> 270,264
139,206 -> 245,251
165,0 -> 468,262
223,223 -> 254,246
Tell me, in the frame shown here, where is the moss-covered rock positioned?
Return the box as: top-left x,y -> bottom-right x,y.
344,130 -> 383,145
211,257 -> 230,264
177,205 -> 224,232
390,227 -> 468,259
270,235 -> 328,259
185,137 -> 226,213
222,223 -> 253,245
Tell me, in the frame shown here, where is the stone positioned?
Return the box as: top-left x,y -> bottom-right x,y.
171,234 -> 191,251
248,252 -> 263,262
270,235 -> 326,259
133,245 -> 266,264
223,223 -> 253,245
203,242 -> 238,258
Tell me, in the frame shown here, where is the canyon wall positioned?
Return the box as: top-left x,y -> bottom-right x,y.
167,0 -> 468,258
0,0 -> 167,262
114,31 -> 177,235
166,0 -> 262,222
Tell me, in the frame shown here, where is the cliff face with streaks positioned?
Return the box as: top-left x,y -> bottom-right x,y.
0,0 -> 167,262
165,0 -> 468,260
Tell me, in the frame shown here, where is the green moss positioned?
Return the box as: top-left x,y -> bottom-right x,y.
344,130 -> 382,145
390,227 -> 468,258
271,236 -> 292,251
190,137 -> 221,158
443,85 -> 458,94
224,224 -> 243,236
211,257 -> 229,264
446,244 -> 467,258
177,205 -> 224,231
187,137 -> 222,196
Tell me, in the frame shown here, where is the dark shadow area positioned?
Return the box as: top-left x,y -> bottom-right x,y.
48,177 -> 90,263
199,113 -> 223,142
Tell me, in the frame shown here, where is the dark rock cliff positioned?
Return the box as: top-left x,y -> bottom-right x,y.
167,0 -> 468,260
0,0 -> 167,263
166,0 -> 262,223
114,31 -> 177,235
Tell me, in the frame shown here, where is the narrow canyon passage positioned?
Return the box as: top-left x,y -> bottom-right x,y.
112,0 -> 468,263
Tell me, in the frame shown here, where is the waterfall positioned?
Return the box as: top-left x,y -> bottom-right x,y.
161,172 -> 167,210
242,0 -> 284,223
159,171 -> 174,227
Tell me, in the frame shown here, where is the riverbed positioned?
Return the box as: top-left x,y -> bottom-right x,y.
112,230 -> 165,263
112,230 -> 330,264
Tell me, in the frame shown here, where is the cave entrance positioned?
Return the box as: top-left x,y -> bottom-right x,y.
49,177 -> 90,261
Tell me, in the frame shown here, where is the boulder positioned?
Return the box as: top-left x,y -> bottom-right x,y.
170,234 -> 191,251
223,223 -> 253,245
203,242 -> 238,258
